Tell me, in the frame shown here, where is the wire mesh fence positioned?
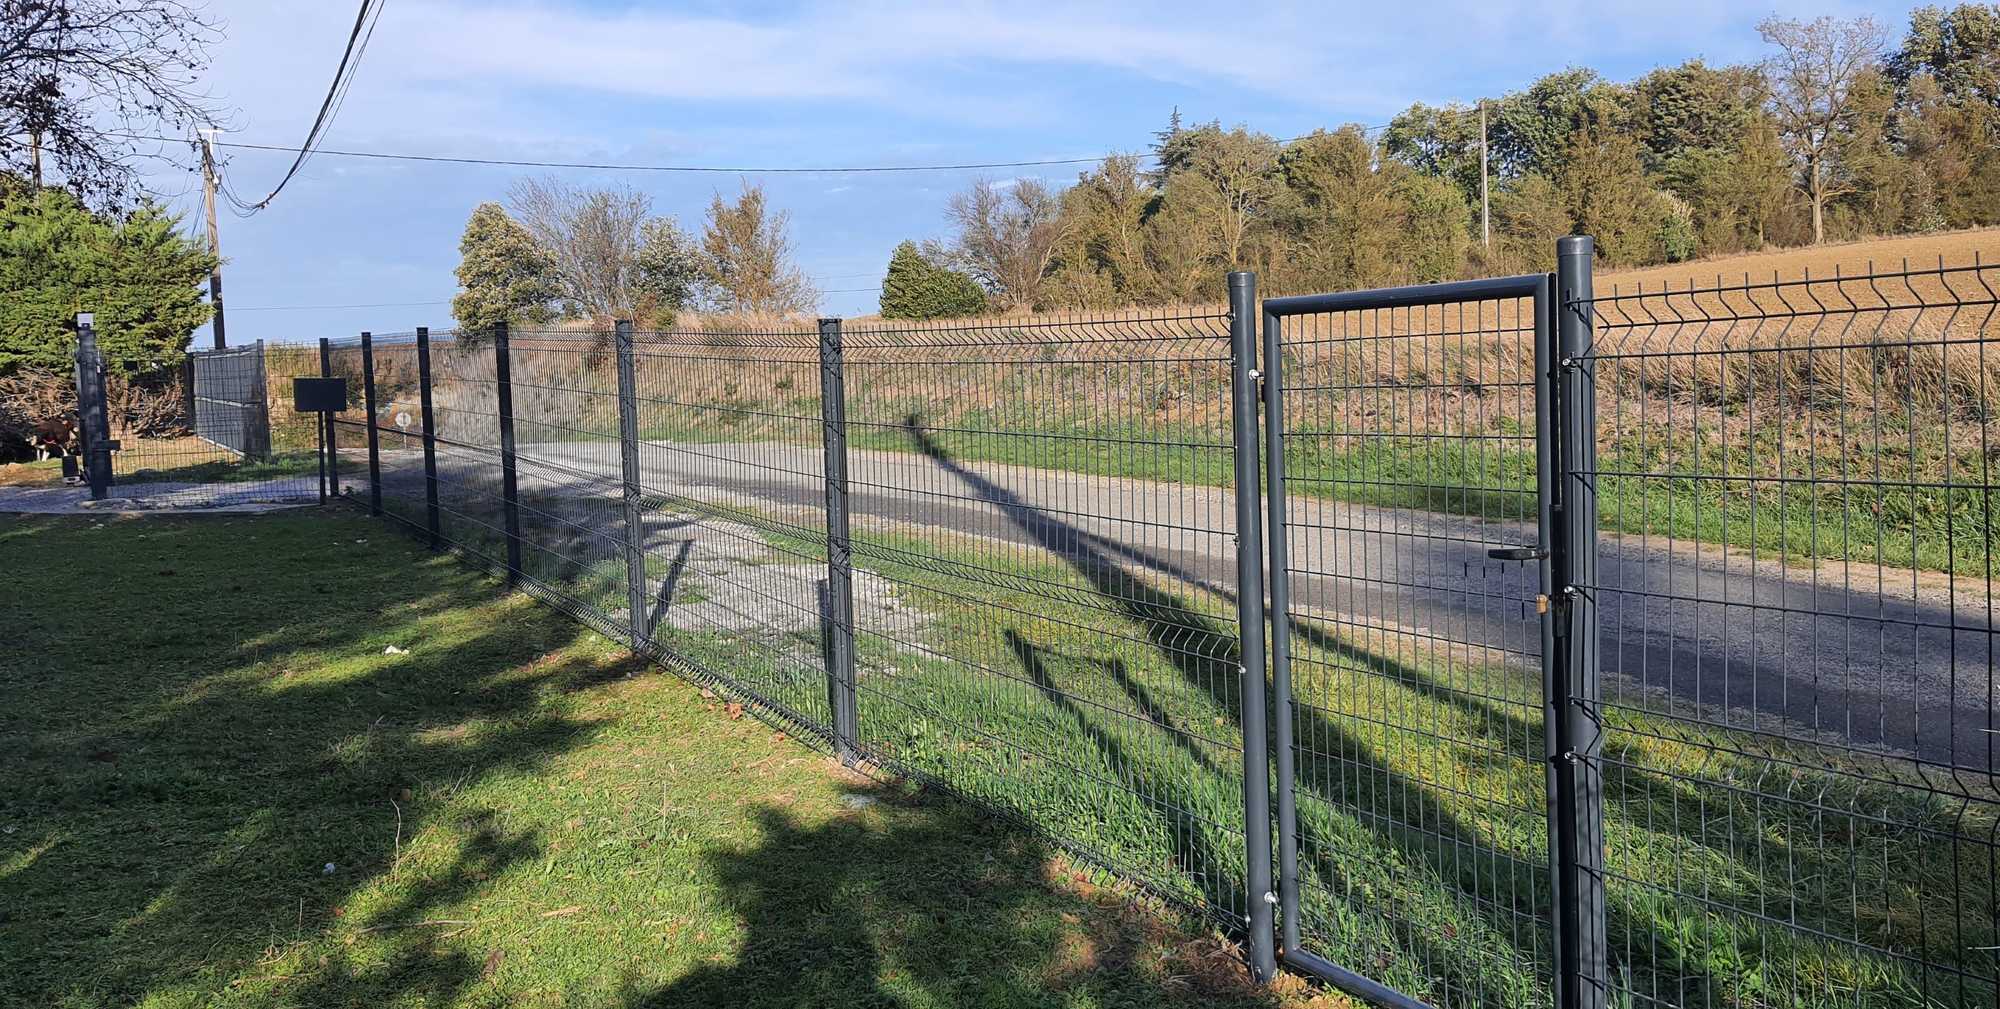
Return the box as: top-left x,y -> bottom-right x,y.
1584,259 -> 1999,1009
323,241 -> 1997,1009
76,339 -> 322,507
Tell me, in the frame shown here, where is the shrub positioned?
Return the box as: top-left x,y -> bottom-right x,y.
878,241 -> 987,320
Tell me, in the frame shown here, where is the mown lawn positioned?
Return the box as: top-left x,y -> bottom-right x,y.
0,510 -> 1336,1009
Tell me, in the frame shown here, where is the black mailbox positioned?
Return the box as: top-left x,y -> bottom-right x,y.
293,377 -> 348,413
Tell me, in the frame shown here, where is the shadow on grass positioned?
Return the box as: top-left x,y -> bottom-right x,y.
0,512 -> 611,1004
623,798 -> 1288,1009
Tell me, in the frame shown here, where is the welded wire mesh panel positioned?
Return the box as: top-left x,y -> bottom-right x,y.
838,310 -> 1249,924
1274,295 -> 1554,1007
99,341 -> 319,506
1586,262 -> 1999,1009
360,332 -> 433,536
324,337 -> 372,508
625,326 -> 832,734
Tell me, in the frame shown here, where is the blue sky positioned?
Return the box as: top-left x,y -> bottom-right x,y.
143,0 -> 1915,342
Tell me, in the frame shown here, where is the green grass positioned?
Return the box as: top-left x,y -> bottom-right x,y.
797,522 -> 1989,1009
116,449 -> 324,486
0,511 -> 1325,1009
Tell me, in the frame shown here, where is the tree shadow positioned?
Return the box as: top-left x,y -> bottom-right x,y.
622,794 -> 1287,1009
888,414 -> 1739,1005
0,511 -> 636,1005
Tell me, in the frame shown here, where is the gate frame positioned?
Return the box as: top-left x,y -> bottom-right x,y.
1260,267 -> 1604,1009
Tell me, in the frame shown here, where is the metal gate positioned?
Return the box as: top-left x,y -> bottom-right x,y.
189,341 -> 272,460
1257,239 -> 1604,1009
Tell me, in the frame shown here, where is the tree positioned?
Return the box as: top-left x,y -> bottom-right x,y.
1382,101 -> 1486,202
1045,156 -> 1154,308
700,181 -> 815,315
1491,69 -> 1628,179
1760,15 -> 1890,244
944,178 -> 1066,310
878,241 -> 986,319
507,176 -> 653,319
450,203 -> 557,334
0,1 -> 221,208
1150,121 -> 1280,270
633,218 -> 703,325
1268,127 -> 1403,291
1889,4 -> 2000,105
0,185 -> 213,373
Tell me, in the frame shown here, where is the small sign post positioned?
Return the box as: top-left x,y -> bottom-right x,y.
292,376 -> 347,503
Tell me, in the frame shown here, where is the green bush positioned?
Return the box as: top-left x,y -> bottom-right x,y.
878,241 -> 986,320
0,186 -> 215,374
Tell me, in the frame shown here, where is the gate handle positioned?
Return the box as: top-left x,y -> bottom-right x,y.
1487,546 -> 1547,562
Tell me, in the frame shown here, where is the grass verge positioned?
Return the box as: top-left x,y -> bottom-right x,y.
0,510 -> 1332,1009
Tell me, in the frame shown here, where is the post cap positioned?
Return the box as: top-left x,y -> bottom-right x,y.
1556,235 -> 1595,259
75,312 -> 94,328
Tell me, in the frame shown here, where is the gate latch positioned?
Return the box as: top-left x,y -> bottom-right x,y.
1486,546 -> 1548,562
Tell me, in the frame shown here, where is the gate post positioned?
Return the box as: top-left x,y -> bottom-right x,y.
415,326 -> 442,549
613,320 -> 651,649
492,322 -> 524,585
360,331 -> 382,515
247,341 -> 273,462
1228,271 -> 1277,982
1261,303 -> 1301,957
1551,235 -> 1608,1009
319,337 -> 339,499
73,315 -> 113,500
818,317 -> 860,764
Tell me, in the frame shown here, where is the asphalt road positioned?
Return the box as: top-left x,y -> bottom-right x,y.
357,436 -> 1997,771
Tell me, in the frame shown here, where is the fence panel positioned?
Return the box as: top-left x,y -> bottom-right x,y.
834,307 -> 1257,929
1584,261 -> 1999,1009
624,324 -> 835,735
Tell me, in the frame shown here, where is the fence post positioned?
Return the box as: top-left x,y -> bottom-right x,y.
1228,271 -> 1277,982
613,320 -> 650,649
818,317 -> 860,764
1551,235 -> 1608,1009
1261,303 -> 1300,958
492,322 -> 524,586
415,326 -> 441,549
247,340 -> 273,462
73,314 -> 113,500
319,336 -> 339,499
360,331 -> 382,516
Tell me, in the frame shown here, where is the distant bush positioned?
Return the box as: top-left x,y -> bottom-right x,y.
878,241 -> 987,320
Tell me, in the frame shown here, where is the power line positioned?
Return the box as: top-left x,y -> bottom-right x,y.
217,0 -> 388,214
114,123 -> 1392,178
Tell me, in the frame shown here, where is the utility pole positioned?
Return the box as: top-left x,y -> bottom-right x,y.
28,130 -> 41,188
200,129 -> 227,348
1472,100 -> 1488,248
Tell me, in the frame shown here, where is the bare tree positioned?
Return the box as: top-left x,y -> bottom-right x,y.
945,178 -> 1067,311
699,181 -> 816,315
1760,15 -> 1888,244
0,1 -> 221,207
506,175 -> 653,319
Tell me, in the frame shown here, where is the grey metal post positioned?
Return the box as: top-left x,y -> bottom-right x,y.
319,336 -> 339,499
1261,305 -> 1300,957
492,322 -> 524,586
1228,271 -> 1277,982
818,317 -> 860,763
614,320 -> 651,649
246,341 -> 272,462
415,327 -> 441,549
73,315 -> 112,500
1552,235 -> 1608,1009
360,332 -> 382,515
